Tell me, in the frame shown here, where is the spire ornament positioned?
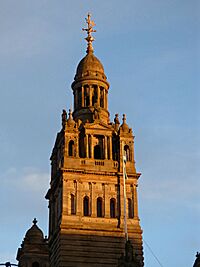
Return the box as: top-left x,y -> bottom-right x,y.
33,218 -> 37,225
121,114 -> 129,132
82,13 -> 96,54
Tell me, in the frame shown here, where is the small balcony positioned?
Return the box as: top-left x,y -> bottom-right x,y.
63,157 -> 118,173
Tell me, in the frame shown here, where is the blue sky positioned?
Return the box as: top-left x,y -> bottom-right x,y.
0,1 -> 199,266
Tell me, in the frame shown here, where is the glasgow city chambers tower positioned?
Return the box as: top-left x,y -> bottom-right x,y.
17,14 -> 144,267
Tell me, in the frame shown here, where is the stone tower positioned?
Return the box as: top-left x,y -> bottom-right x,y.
46,14 -> 144,267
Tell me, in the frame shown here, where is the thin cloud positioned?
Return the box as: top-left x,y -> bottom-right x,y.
141,178 -> 200,202
0,167 -> 49,227
0,167 -> 49,264
1,167 -> 49,193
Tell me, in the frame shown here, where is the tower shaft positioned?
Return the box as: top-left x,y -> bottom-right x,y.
46,14 -> 144,267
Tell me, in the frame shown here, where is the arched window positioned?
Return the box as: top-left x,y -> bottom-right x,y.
94,144 -> 101,159
83,196 -> 90,216
128,198 -> 134,218
97,197 -> 103,217
71,194 -> 76,215
112,136 -> 118,161
32,262 -> 40,267
69,140 -> 75,157
110,198 -> 116,218
124,145 -> 130,161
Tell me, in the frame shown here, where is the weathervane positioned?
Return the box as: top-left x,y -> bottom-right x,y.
82,13 -> 96,54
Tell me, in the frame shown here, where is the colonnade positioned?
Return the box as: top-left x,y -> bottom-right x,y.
85,134 -> 113,160
74,85 -> 108,110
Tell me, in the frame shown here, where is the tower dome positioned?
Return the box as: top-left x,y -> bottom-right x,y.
74,53 -> 107,83
25,218 -> 44,242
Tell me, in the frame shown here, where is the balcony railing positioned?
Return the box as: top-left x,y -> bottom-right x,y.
64,157 -> 118,172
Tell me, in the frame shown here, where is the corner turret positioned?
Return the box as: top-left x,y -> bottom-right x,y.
16,219 -> 49,267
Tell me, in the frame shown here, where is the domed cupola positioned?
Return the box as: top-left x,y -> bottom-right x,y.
72,13 -> 110,124
73,52 -> 109,85
24,218 -> 44,243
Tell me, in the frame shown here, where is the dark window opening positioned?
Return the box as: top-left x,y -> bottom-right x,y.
84,86 -> 90,107
69,140 -> 75,157
100,88 -> 104,108
128,198 -> 134,218
71,194 -> 76,215
94,145 -> 101,159
110,198 -> 116,218
85,95 -> 90,106
92,86 -> 97,106
112,136 -> 118,161
83,196 -> 89,216
79,136 -> 85,158
107,137 -> 110,160
97,197 -> 103,217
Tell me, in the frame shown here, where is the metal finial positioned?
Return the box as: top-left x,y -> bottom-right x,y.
33,218 -> 37,225
82,13 -> 96,54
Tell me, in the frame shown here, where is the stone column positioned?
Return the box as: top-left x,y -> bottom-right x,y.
104,183 -> 109,218
88,135 -> 91,158
74,180 -> 77,215
86,134 -> 89,158
81,86 -> 84,107
77,181 -> 82,216
104,136 -> 108,159
132,142 -> 135,162
65,138 -> 69,157
89,85 -> 93,106
102,183 -> 105,217
103,88 -> 106,108
109,136 -> 113,160
105,90 -> 108,110
76,137 -> 79,158
91,135 -> 94,158
90,182 -> 95,217
97,86 -> 100,106
93,184 -> 97,217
